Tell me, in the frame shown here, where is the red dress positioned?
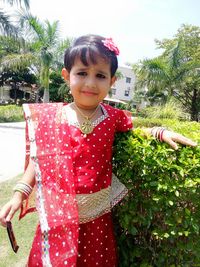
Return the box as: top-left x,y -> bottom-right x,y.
23,103 -> 132,267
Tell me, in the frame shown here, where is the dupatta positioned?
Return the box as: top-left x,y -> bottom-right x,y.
21,103 -> 78,266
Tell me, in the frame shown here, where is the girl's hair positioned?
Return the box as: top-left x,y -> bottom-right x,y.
64,34 -> 118,77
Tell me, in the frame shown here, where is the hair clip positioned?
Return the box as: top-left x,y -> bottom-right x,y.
102,38 -> 120,55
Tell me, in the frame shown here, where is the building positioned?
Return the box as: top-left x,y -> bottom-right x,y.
109,66 -> 136,106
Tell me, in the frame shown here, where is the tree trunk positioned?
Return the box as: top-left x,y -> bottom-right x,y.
191,88 -> 198,121
43,88 -> 49,103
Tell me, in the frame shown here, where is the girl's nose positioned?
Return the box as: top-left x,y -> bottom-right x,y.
85,77 -> 96,88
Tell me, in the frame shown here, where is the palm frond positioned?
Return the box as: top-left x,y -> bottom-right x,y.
17,10 -> 45,42
0,10 -> 18,36
45,20 -> 60,47
0,52 -> 37,71
2,0 -> 30,9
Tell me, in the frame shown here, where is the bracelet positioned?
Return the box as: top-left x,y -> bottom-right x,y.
13,182 -> 33,197
159,129 -> 165,142
151,127 -> 166,141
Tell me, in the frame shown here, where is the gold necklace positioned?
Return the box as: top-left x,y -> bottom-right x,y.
73,103 -> 100,135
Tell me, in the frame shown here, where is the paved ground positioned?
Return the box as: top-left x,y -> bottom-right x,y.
0,122 -> 26,182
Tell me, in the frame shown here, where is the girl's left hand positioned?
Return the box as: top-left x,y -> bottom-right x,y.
162,130 -> 197,150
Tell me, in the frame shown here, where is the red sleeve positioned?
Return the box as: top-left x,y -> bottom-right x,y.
115,108 -> 133,132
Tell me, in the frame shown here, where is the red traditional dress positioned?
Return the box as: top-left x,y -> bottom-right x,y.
21,102 -> 132,267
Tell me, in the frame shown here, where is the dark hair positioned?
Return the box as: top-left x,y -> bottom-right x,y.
64,34 -> 118,77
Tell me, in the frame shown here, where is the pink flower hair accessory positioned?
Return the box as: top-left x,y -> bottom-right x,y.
102,38 -> 120,55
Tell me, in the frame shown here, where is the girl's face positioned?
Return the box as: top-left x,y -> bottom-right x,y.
62,56 -> 116,110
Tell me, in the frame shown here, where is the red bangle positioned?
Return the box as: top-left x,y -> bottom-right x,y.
159,129 -> 165,141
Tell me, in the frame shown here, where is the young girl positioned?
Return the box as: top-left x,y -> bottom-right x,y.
0,34 -> 197,267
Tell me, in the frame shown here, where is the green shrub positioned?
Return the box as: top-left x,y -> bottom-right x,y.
113,121 -> 200,266
133,118 -> 200,142
0,105 -> 24,122
139,100 -> 190,121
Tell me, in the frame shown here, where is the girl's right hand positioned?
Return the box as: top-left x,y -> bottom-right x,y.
0,192 -> 23,227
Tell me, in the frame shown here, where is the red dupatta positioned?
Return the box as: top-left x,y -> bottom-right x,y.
21,103 -> 78,266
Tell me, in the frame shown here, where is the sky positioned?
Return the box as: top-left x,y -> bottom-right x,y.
3,0 -> 200,66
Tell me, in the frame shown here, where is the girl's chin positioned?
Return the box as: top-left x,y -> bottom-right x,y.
75,101 -> 101,109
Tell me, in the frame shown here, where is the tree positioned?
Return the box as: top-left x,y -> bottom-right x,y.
2,0 -> 29,8
133,24 -> 200,121
17,13 -> 60,102
0,0 -> 29,36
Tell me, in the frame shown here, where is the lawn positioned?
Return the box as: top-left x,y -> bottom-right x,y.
0,175 -> 38,267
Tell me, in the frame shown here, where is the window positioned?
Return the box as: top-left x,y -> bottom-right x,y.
126,77 -> 131,83
124,90 -> 129,96
112,88 -> 116,95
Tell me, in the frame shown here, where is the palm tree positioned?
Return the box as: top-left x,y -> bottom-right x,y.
133,41 -> 200,120
1,10 -> 72,103
2,0 -> 29,9
0,11 -> 18,36
16,13 -> 62,102
0,0 -> 29,36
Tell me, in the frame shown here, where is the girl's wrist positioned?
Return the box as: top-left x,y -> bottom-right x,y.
13,191 -> 24,201
151,127 -> 167,141
13,181 -> 33,200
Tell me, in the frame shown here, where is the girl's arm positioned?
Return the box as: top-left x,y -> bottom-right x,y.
143,127 -> 197,150
0,160 -> 35,227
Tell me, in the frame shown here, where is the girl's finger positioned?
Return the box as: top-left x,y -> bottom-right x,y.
6,207 -> 16,222
0,204 -> 11,227
6,209 -> 15,222
165,138 -> 178,150
172,134 -> 197,147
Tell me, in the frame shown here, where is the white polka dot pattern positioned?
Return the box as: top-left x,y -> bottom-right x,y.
22,102 -> 133,266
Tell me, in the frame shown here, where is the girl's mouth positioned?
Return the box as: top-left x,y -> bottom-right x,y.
82,91 -> 97,96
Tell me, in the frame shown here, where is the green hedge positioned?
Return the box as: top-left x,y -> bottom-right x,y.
0,105 -> 24,122
113,119 -> 200,266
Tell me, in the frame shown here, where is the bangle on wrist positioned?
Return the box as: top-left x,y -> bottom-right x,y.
151,127 -> 166,141
13,181 -> 33,198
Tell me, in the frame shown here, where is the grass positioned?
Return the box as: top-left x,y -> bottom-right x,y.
0,105 -> 24,123
0,175 -> 38,267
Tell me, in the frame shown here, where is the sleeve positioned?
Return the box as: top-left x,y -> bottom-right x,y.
115,108 -> 133,132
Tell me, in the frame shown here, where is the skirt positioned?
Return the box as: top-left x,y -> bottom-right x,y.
27,212 -> 118,267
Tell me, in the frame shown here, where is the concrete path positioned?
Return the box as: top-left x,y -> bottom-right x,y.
0,122 -> 25,182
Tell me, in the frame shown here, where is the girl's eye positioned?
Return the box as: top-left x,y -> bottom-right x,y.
77,72 -> 87,76
96,73 -> 106,79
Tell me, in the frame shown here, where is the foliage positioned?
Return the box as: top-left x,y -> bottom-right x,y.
0,0 -> 29,36
113,121 -> 200,266
132,117 -> 200,145
49,71 -> 73,103
49,71 -> 64,102
0,105 -> 23,122
139,99 -> 190,121
0,13 -> 73,103
133,24 -> 200,121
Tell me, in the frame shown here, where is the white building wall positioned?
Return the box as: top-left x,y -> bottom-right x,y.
0,86 -> 10,102
109,66 -> 135,102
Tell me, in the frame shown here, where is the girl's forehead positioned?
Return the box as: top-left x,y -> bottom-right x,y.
74,57 -> 110,70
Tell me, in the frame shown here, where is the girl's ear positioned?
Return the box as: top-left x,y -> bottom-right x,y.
110,76 -> 117,87
61,68 -> 70,81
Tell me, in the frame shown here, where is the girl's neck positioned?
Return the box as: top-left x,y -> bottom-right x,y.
73,101 -> 100,112
72,102 -> 100,118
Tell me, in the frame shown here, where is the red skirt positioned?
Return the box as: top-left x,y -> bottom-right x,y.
27,213 -> 118,267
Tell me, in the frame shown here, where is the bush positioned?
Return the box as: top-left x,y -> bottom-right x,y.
0,105 -> 24,122
113,120 -> 200,266
139,100 -> 190,121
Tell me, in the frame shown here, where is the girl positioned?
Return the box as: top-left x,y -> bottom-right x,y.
0,34 -> 197,267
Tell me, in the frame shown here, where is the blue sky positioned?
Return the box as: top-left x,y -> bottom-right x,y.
4,0 -> 200,65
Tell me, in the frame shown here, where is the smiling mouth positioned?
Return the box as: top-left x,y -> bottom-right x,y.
82,91 -> 98,96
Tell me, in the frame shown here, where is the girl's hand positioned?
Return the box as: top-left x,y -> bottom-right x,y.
0,192 -> 23,227
162,130 -> 197,150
